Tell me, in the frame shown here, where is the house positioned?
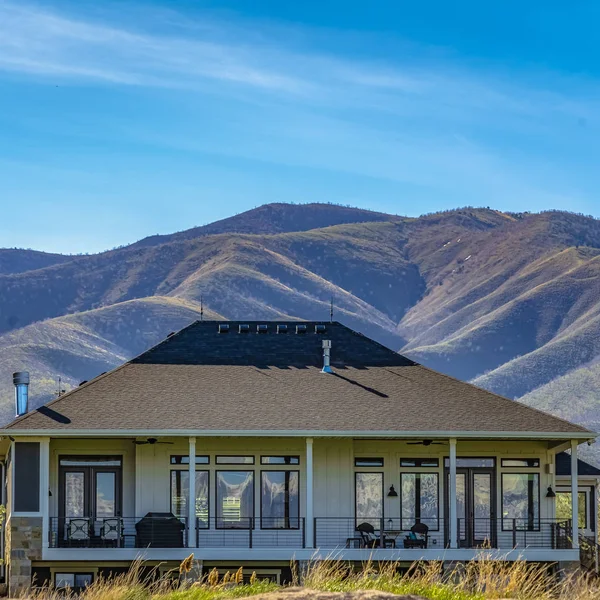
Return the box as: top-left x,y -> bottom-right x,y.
0,320 -> 597,594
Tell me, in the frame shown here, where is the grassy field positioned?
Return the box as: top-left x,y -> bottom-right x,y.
27,556 -> 600,600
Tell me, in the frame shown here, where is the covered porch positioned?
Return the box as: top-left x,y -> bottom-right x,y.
33,434 -> 586,556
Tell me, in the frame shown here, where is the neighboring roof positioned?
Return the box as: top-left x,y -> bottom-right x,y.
4,321 -> 594,437
556,452 -> 600,477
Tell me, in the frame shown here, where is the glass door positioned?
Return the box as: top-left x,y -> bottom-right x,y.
446,462 -> 496,548
58,457 -> 122,545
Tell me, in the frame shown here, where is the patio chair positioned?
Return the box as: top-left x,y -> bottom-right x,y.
404,522 -> 429,549
66,518 -> 91,546
100,517 -> 124,547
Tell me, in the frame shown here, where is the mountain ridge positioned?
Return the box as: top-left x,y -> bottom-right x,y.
2,202 -> 600,459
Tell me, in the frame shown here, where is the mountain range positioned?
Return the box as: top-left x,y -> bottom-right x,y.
2,203 -> 600,460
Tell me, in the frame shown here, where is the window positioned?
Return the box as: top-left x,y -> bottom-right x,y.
401,473 -> 439,530
216,471 -> 254,528
400,458 -> 439,467
355,458 -> 384,467
261,456 -> 300,465
60,457 -> 122,467
501,459 -> 540,468
261,471 -> 300,528
355,472 -> 383,528
556,491 -> 587,529
444,458 -> 495,468
170,470 -> 209,526
170,455 -> 210,465
55,573 -> 94,591
501,473 -> 539,530
216,456 -> 255,465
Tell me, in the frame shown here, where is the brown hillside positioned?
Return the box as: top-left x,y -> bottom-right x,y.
2,204 -> 600,460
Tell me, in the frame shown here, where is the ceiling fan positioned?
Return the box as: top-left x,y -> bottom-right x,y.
407,439 -> 445,446
134,437 -> 174,445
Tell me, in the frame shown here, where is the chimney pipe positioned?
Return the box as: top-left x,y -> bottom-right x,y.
321,340 -> 332,374
13,371 -> 30,417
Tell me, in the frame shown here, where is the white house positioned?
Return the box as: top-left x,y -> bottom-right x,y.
0,320 -> 596,594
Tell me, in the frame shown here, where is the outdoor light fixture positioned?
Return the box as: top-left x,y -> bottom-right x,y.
546,486 -> 556,498
387,485 -> 398,497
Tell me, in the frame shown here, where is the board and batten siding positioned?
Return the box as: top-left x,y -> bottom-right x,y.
48,437 -> 558,524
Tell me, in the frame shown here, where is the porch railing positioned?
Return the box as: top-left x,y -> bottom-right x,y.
49,516 -> 188,549
49,516 -> 305,549
314,517 -> 572,550
196,518 -> 305,548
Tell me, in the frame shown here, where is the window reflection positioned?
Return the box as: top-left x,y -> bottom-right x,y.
170,471 -> 209,525
217,471 -> 254,528
261,471 -> 299,529
355,472 -> 383,529
502,473 -> 539,530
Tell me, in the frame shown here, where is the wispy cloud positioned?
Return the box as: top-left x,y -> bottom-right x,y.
0,0 -> 599,239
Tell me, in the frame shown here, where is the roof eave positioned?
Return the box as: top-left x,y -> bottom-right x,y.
1,429 -> 596,440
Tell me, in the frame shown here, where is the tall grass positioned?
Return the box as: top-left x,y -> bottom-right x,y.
27,555 -> 600,600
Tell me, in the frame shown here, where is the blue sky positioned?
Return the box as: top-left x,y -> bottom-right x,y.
1,0 -> 599,254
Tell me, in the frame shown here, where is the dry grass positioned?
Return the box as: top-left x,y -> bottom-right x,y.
25,555 -> 600,600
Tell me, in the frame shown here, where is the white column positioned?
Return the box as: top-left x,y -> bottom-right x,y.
571,440 -> 579,548
306,438 -> 314,548
188,437 -> 196,548
449,438 -> 458,549
40,438 -> 50,550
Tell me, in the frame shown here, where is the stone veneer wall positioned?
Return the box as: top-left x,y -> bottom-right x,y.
5,516 -> 43,596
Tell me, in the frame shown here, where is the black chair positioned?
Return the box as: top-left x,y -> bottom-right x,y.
404,522 -> 429,549
66,518 -> 92,547
100,517 -> 124,547
356,522 -> 395,548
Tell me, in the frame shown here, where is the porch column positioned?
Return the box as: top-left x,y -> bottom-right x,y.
40,437 -> 50,549
449,438 -> 457,548
188,436 -> 196,548
571,440 -> 579,548
306,437 -> 314,548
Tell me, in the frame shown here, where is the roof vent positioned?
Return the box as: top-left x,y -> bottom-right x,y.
257,324 -> 268,334
296,324 -> 307,334
239,324 -> 250,333
218,324 -> 230,333
315,324 -> 326,334
79,380 -> 88,386
167,331 -> 176,338
277,324 -> 288,334
13,371 -> 30,417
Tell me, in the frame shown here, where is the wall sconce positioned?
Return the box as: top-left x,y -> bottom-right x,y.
546,486 -> 556,498
387,485 -> 398,497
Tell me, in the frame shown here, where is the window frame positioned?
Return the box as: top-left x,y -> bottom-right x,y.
354,457 -> 384,467
170,455 -> 210,465
501,472 -> 541,531
501,458 -> 540,468
400,471 -> 440,531
216,455 -> 255,465
260,469 -> 301,530
260,456 -> 300,465
354,471 -> 385,527
55,572 -> 95,591
169,469 -> 210,527
400,458 -> 440,468
215,469 -> 255,529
